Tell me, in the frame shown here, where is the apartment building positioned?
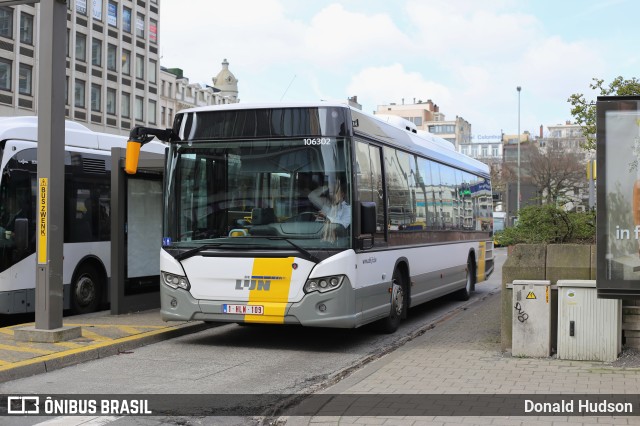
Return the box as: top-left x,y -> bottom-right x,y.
159,59 -> 239,128
0,1 -> 239,136
459,136 -> 502,164
540,121 -> 589,157
375,99 -> 471,149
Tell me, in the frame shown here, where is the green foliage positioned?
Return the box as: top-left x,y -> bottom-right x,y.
494,205 -> 595,246
568,76 -> 640,151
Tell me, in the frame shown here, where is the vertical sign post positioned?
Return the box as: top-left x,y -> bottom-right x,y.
5,0 -> 81,342
35,0 -> 67,330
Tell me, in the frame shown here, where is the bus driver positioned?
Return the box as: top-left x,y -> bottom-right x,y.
308,177 -> 351,229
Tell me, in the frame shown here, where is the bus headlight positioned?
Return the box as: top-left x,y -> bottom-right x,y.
304,275 -> 344,294
161,271 -> 190,291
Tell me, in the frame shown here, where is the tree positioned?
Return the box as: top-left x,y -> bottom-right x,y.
568,76 -> 640,151
527,141 -> 585,207
501,141 -> 585,208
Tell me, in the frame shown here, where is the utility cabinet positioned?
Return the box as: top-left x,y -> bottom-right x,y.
512,280 -> 552,357
557,280 -> 621,362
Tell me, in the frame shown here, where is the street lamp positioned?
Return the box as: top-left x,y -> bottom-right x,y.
516,86 -> 521,214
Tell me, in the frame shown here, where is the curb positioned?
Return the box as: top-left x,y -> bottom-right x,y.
0,321 -> 211,383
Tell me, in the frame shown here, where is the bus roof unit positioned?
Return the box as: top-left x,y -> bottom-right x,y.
0,116 -> 165,154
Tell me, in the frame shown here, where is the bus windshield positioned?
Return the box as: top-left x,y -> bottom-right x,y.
164,137 -> 352,251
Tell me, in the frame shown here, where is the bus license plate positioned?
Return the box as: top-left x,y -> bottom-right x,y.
223,304 -> 264,315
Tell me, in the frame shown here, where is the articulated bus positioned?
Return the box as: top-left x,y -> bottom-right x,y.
126,103 -> 494,332
0,116 -> 164,314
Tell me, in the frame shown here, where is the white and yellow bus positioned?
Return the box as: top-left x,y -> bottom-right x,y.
126,103 -> 494,332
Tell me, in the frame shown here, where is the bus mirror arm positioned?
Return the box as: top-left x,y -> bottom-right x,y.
125,127 -> 176,175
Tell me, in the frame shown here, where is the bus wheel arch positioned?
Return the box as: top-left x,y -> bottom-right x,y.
71,257 -> 106,314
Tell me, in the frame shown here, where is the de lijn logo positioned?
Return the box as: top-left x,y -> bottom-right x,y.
235,275 -> 285,291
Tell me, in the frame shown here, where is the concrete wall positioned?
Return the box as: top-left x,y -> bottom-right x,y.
501,244 -> 596,353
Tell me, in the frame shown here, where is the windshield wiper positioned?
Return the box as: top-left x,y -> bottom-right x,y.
264,236 -> 320,263
172,238 -> 320,263
173,243 -> 255,261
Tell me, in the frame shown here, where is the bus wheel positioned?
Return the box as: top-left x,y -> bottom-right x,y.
377,269 -> 405,334
456,256 -> 475,301
71,264 -> 102,314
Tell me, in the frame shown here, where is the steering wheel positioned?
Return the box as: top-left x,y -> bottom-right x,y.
285,211 -> 323,222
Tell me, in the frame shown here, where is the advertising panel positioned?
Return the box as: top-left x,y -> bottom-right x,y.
596,96 -> 640,297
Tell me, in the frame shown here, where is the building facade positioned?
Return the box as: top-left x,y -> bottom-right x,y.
0,1 -> 238,136
458,138 -> 503,164
375,99 -> 471,149
159,59 -> 239,129
425,116 -> 471,148
1,0 -> 162,135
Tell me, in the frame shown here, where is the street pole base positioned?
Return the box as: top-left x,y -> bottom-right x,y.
13,325 -> 82,343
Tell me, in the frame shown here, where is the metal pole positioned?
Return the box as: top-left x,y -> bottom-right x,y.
35,0 -> 67,330
516,86 -> 521,214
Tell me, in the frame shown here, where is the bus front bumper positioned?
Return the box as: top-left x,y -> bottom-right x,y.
160,278 -> 359,328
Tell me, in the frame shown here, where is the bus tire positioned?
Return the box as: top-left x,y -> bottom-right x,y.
71,263 -> 103,314
455,256 -> 475,301
377,269 -> 406,334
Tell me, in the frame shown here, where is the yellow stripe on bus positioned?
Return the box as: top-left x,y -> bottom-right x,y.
476,241 -> 486,283
245,257 -> 294,324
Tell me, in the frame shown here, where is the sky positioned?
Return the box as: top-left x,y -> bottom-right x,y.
159,0 -> 639,140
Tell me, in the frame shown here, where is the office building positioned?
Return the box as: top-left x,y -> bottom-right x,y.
0,1 -> 239,136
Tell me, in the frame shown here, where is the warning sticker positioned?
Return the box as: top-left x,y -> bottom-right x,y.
526,291 -> 536,299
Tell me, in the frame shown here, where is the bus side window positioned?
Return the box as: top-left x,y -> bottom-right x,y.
70,190 -> 93,242
355,141 -> 386,243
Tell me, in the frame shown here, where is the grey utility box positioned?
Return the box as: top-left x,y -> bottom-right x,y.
512,280 -> 552,357
557,280 -> 621,362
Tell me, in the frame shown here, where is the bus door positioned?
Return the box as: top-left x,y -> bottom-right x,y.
355,140 -> 388,320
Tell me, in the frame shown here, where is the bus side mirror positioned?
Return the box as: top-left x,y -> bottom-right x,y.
125,140 -> 141,174
14,217 -> 28,252
360,202 -> 376,235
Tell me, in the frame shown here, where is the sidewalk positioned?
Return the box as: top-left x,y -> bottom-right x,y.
284,289 -> 640,425
0,309 -> 208,383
